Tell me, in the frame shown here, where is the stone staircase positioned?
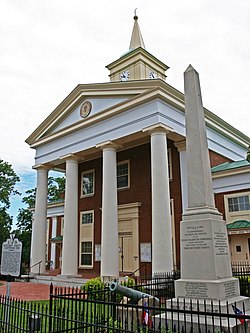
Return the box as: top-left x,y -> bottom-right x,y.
31,274 -> 88,287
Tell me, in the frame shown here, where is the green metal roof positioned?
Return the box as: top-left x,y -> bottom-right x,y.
51,235 -> 63,243
211,160 -> 250,173
227,220 -> 250,229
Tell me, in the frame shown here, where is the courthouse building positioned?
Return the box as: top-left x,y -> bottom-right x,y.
26,15 -> 250,279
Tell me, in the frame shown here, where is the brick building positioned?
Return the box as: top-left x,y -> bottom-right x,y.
26,15 -> 250,278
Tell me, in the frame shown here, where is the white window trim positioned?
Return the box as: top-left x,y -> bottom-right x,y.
80,210 -> 94,225
80,241 -> 93,268
79,210 -> 94,268
117,160 -> 130,190
224,191 -> 250,222
81,169 -> 95,198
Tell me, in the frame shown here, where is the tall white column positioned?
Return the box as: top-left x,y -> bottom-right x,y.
61,155 -> 79,276
145,124 -> 173,274
50,217 -> 57,269
30,165 -> 48,274
174,141 -> 188,213
97,141 -> 119,278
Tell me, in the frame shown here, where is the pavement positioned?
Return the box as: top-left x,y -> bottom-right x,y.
0,281 -> 50,301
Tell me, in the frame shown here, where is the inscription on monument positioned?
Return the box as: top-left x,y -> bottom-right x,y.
1,236 -> 22,277
214,232 -> 228,256
184,282 -> 208,299
181,225 -> 211,251
224,281 -> 237,299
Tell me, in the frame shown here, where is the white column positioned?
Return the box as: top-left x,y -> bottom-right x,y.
61,155 -> 79,276
97,141 -> 119,278
174,141 -> 188,213
50,217 -> 57,269
146,124 -> 173,274
30,165 -> 48,274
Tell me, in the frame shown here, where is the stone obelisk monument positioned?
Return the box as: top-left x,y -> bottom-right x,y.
175,65 -> 247,306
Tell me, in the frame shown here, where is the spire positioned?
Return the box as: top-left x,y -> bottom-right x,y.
129,10 -> 145,51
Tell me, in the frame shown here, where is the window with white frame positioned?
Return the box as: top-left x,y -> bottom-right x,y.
80,241 -> 93,266
81,170 -> 94,196
79,211 -> 94,268
228,195 -> 250,212
224,192 -> 250,223
81,211 -> 94,224
117,161 -> 129,189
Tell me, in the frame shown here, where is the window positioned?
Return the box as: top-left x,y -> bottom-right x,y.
236,245 -> 241,252
81,241 -> 93,266
228,196 -> 250,212
82,212 -> 93,224
117,161 -> 129,189
81,170 -> 94,196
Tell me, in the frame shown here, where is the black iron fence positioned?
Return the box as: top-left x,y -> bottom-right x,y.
0,294 -> 50,332
1,266 -> 250,332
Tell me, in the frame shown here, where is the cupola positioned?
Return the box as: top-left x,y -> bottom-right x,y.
106,12 -> 169,82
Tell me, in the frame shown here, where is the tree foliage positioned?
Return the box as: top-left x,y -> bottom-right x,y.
0,159 -> 20,209
0,159 -> 20,259
47,176 -> 65,203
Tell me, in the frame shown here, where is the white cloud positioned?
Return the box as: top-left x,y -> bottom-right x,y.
0,0 -> 249,178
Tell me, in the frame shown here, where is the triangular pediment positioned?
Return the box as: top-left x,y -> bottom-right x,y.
26,80 -> 179,147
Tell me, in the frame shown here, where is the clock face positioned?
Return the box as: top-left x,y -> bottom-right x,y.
120,70 -> 130,81
149,71 -> 157,79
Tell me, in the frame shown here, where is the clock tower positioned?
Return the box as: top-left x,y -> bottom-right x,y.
106,13 -> 169,82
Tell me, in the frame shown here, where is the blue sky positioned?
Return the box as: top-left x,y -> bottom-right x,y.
9,171 -> 36,227
1,0 -> 250,227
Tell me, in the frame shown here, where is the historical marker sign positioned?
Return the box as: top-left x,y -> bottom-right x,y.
1,235 -> 22,277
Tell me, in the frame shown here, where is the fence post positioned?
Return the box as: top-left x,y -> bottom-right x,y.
49,283 -> 53,332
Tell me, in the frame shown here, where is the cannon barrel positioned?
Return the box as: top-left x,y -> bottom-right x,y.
109,281 -> 156,303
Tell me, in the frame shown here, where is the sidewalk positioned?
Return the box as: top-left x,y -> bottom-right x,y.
0,281 -> 50,301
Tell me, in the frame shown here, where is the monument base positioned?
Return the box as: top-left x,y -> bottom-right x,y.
175,277 -> 241,301
153,296 -> 250,333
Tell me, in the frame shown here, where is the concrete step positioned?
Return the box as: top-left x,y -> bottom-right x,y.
33,274 -> 88,287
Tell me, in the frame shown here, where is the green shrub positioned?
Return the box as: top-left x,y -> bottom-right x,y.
121,276 -> 135,288
81,277 -> 105,300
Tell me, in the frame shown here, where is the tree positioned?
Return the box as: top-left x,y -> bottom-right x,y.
47,176 -> 65,203
0,159 -> 20,258
0,159 -> 20,209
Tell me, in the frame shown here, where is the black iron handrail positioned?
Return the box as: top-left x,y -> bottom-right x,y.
27,260 -> 43,282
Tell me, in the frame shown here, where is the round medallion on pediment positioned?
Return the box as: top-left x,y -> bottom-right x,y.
80,101 -> 92,118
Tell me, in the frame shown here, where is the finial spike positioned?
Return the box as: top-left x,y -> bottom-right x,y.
134,8 -> 138,20
129,9 -> 145,50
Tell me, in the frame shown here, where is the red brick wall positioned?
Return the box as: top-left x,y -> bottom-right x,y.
77,140 -> 183,275
209,150 -> 231,167
169,141 -> 183,269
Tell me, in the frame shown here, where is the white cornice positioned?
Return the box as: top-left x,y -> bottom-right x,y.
26,79 -> 250,151
28,86 -> 185,149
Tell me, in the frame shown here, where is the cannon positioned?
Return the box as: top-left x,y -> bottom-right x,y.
109,281 -> 159,305
109,281 -> 160,328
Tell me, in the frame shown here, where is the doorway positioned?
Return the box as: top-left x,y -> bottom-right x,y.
119,233 -> 133,272
118,202 -> 140,275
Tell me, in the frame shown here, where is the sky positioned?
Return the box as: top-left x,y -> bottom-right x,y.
0,0 -> 250,224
